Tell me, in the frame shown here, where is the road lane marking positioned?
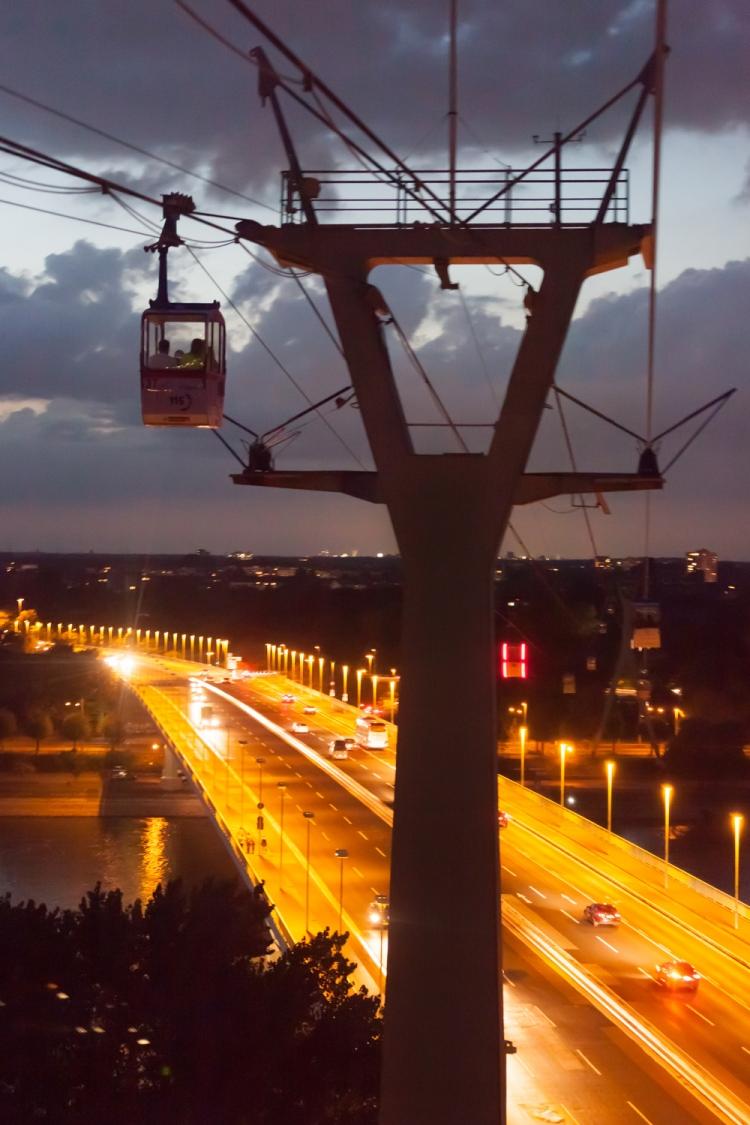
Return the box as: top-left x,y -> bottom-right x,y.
559,1104 -> 583,1124
501,865 -> 517,877
627,1102 -> 655,1124
561,893 -> 577,905
595,935 -> 619,954
295,803 -> 303,812
375,846 -> 387,858
528,885 -> 546,899
353,866 -> 365,879
560,909 -> 580,925
533,1005 -> 556,1028
305,781 -> 313,788
321,831 -> 330,841
576,1049 -> 602,1076
343,816 -> 353,825
358,830 -> 369,841
686,1004 -> 715,1026
637,967 -> 653,979
329,803 -> 338,811
516,892 -> 532,904
502,971 -> 516,988
315,792 -> 325,799
742,1046 -> 750,1056
371,887 -> 379,895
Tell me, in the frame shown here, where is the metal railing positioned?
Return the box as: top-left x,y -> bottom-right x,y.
280,166 -> 629,227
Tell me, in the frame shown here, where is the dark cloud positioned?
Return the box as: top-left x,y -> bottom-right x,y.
0,233 -> 746,555
0,1 -> 747,216
0,3 -> 746,555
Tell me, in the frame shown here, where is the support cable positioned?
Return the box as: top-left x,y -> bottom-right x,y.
458,288 -> 500,409
0,195 -> 155,238
0,80 -> 275,212
212,427 -> 248,467
184,245 -> 365,468
661,395 -> 733,475
225,0 -> 455,220
289,271 -> 345,358
642,0 -> 668,599
387,312 -> 469,453
552,386 -> 599,558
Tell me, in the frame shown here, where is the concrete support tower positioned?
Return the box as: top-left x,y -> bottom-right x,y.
232,28 -> 664,1125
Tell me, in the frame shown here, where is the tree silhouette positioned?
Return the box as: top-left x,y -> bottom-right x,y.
25,709 -> 53,754
0,879 -> 381,1123
0,707 -> 17,749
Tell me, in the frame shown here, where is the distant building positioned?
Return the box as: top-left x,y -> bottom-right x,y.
686,548 -> 718,583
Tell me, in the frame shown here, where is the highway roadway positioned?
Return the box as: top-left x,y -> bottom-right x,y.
121,655 -> 749,1121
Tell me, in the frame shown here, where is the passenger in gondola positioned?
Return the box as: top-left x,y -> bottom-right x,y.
148,339 -> 177,368
180,337 -> 207,368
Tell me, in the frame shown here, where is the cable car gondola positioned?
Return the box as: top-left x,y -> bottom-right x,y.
631,601 -> 661,651
140,194 -> 226,429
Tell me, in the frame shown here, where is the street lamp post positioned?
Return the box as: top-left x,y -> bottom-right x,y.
334,848 -> 348,931
303,811 -> 315,932
558,742 -> 572,807
520,701 -> 528,727
605,760 -> 616,834
307,655 -> 314,689
238,739 -> 248,828
356,668 -> 365,708
255,756 -> 266,804
662,783 -> 673,887
389,678 -> 397,723
342,664 -> 349,703
372,673 -> 379,708
318,656 -> 325,693
732,813 -> 744,929
519,725 -> 528,788
673,706 -> 685,736
278,783 -> 288,890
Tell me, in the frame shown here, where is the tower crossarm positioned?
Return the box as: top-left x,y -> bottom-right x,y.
236,219 -> 651,278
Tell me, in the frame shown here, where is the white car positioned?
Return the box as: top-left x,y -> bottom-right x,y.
292,721 -> 309,734
328,739 -> 349,760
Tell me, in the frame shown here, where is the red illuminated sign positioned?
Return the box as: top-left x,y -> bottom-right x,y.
500,642 -> 527,679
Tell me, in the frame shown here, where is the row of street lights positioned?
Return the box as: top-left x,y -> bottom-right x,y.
237,750 -> 350,937
266,642 -> 399,721
550,749 -> 746,929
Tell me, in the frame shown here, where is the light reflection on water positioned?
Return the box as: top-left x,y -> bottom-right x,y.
140,817 -> 169,902
0,818 -> 236,910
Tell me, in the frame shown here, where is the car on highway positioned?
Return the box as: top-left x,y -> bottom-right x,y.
344,737 -> 355,750
655,960 -> 700,992
328,739 -> 349,761
367,895 -> 389,928
583,903 -> 621,927
498,810 -> 510,829
303,705 -> 317,715
110,767 -> 131,781
291,721 -> 309,734
281,694 -> 296,704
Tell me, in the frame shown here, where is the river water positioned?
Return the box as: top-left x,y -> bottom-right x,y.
0,818 -> 237,910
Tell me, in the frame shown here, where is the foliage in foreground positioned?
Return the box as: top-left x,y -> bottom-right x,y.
0,879 -> 380,1124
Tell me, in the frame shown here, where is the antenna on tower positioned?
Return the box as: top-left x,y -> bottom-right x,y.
448,0 -> 458,222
